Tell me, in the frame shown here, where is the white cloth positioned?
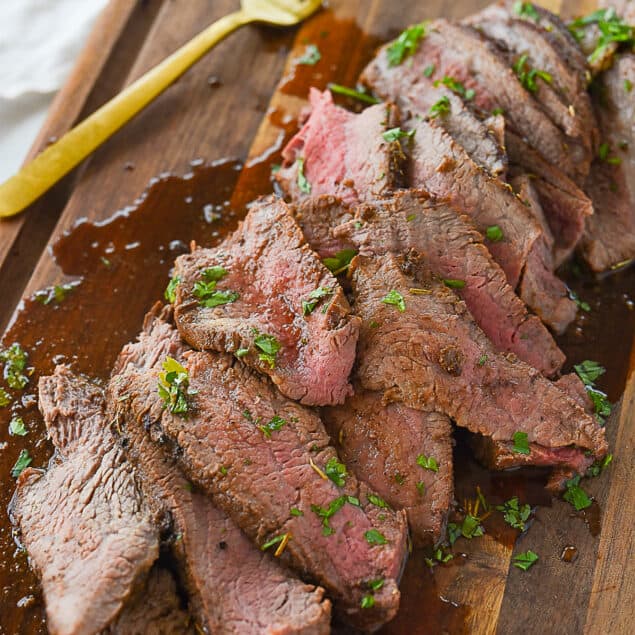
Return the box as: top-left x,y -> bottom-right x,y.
0,0 -> 109,181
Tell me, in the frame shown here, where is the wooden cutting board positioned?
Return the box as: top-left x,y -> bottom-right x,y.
0,1 -> 633,633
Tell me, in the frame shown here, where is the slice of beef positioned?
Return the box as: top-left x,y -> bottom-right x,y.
105,566 -> 194,635
322,390 -> 453,547
350,253 -> 608,464
276,88 -> 403,205
109,311 -> 408,631
580,53 -> 635,271
108,314 -> 332,635
173,195 -> 360,406
464,3 -> 598,152
507,130 -> 593,267
368,19 -> 589,182
359,58 -> 506,177
11,367 -> 158,635
405,115 -> 540,287
332,190 -> 564,376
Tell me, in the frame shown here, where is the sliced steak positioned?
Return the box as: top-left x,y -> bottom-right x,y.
359,57 -> 506,177
276,88 -> 403,205
370,19 -> 589,182
405,116 -> 540,287
108,315 -> 332,635
105,566 -> 193,635
11,367 -> 158,635
581,53 -> 635,271
465,3 -> 598,151
332,190 -> 564,376
110,312 -> 408,631
350,253 -> 608,464
173,196 -> 360,406
507,130 -> 593,266
322,390 -> 453,547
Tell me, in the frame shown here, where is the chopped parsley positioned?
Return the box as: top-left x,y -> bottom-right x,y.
311,495 -> 359,536
328,83 -> 380,105
322,249 -> 357,276
429,95 -> 451,118
625,79 -> 633,93
0,344 -> 29,390
164,275 -> 180,303
513,54 -> 552,93
193,267 -> 238,308
563,474 -> 592,510
416,454 -> 439,472
416,481 -> 426,496
296,158 -> 311,194
568,8 -> 634,63
157,357 -> 196,415
258,415 -> 288,438
290,507 -> 304,517
34,283 -> 77,305
235,348 -> 249,358
568,289 -> 590,312
434,76 -> 475,100
513,550 -> 538,571
261,532 -> 290,556
394,472 -> 405,485
360,594 -> 375,609
425,547 -> 454,568
368,578 -> 384,591
368,493 -> 390,508
364,529 -> 388,545
383,127 -> 416,143
491,107 -> 505,116
459,514 -> 484,539
447,522 -> 462,545
587,453 -> 613,477
496,497 -> 531,531
486,225 -> 504,242
477,354 -> 488,367
387,23 -> 427,66
443,278 -> 466,289
254,333 -> 281,369
325,457 -> 347,487
574,360 -> 612,425
513,1 -> 539,21
297,44 -> 321,65
598,142 -> 622,165
512,431 -> 530,455
381,290 -> 406,312
302,287 -> 333,315
0,388 -> 11,407
423,64 -> 435,77
11,449 -> 32,478
9,416 -> 27,437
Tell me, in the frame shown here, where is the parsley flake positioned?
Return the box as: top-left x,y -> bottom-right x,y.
434,76 -> 475,100
387,23 -> 427,66
302,287 -> 333,315
9,416 -> 27,437
0,388 -> 11,407
574,360 -> 612,425
258,415 -> 287,438
364,529 -> 388,545
11,449 -> 32,478
165,275 -> 180,303
290,507 -> 304,517
574,360 -> 606,385
360,594 -> 375,609
381,290 -> 406,312
429,95 -> 451,118
598,142 -> 622,165
513,1 -> 539,21
443,278 -> 466,289
382,127 -> 415,143
568,8 -> 634,64
368,493 -> 390,509
512,431 -> 530,455
311,495 -> 357,536
568,289 -> 591,312
423,64 -> 435,77
323,249 -> 357,276
254,333 -> 281,369
513,54 -> 552,92
157,357 -> 196,415
513,550 -> 538,571
296,158 -> 311,194
563,475 -> 592,510
486,225 -> 504,242
496,497 -> 531,531
325,457 -> 347,487
0,344 -> 29,390
460,514 -> 485,539
416,454 -> 439,472
328,83 -> 380,105
34,283 -> 77,306
297,44 -> 321,65
587,453 -> 613,477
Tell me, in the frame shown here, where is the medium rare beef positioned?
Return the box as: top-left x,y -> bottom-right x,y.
359,59 -> 506,177
276,89 -> 403,205
11,367 -> 158,635
173,195 -> 360,406
405,115 -> 540,287
109,311 -> 408,631
109,313 -> 332,635
581,53 -> 635,271
363,19 -> 590,182
331,190 -> 564,376
464,2 -> 598,152
349,253 -> 607,464
507,130 -> 593,267
322,390 -> 453,547
105,566 -> 194,635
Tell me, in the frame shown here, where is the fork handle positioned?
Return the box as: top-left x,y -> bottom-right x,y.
0,9 -> 250,218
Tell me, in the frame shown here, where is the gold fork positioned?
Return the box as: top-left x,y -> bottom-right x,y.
0,0 -> 322,218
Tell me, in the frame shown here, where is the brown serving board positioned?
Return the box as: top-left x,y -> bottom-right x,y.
0,0 -> 633,633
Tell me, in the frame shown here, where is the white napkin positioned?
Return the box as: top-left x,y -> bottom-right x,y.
0,0 -> 109,181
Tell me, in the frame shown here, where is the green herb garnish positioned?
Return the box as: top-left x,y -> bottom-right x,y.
587,453 -> 613,477
429,95 -> 451,117
34,283 -> 77,306
9,416 -> 27,437
360,594 -> 375,609
0,388 -> 11,407
261,533 -> 290,553
416,481 -> 426,495
486,225 -> 504,242
302,287 -> 333,315
574,360 -> 606,385
0,344 -> 29,390
297,158 -> 311,194
443,278 -> 466,289
325,457 -> 347,487
460,514 -> 484,539
322,249 -> 357,276
381,290 -> 406,312
513,54 -> 552,92
311,495 -> 357,536
297,44 -> 321,65
254,333 -> 281,369
434,76 -> 475,100
563,475 -> 592,510
382,127 -> 416,143
290,507 -> 304,517
364,529 -> 388,545
165,275 -> 180,303
512,431 -> 530,455
568,8 -> 634,63
368,493 -> 390,508
513,1 -> 539,21
496,497 -> 531,531
258,415 -> 287,438
235,348 -> 249,358
328,83 -> 380,104
477,354 -> 488,367
513,550 -> 538,571
11,449 -> 32,478
157,357 -> 196,415
568,289 -> 590,312
574,360 -> 612,425
387,23 -> 427,66
423,63 -> 435,77
416,454 -> 439,472
598,142 -> 622,165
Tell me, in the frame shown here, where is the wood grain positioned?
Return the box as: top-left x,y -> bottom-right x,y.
1,0 -> 633,633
